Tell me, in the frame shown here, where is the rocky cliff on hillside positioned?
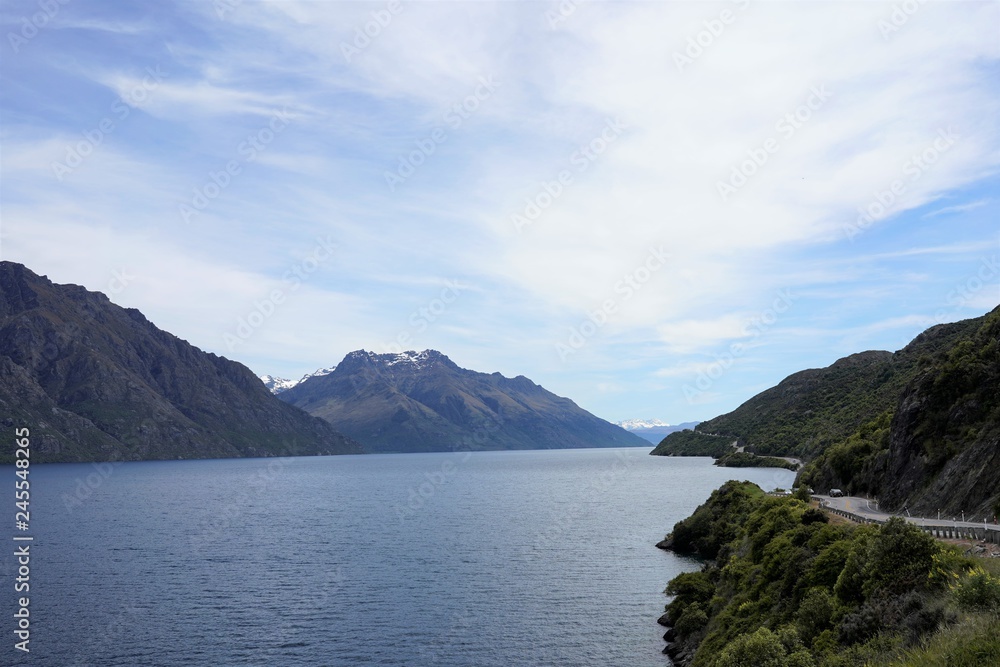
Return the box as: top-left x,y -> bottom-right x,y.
801,307 -> 1000,516
0,261 -> 361,463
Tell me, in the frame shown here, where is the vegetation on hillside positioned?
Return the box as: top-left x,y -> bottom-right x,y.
801,309 -> 1000,516
654,307 -> 999,517
717,451 -> 798,471
651,429 -> 732,457
798,412 -> 892,497
659,481 -> 1000,667
654,314 -> 983,461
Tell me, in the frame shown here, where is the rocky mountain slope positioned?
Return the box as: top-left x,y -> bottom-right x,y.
0,262 -> 361,463
278,349 -> 649,453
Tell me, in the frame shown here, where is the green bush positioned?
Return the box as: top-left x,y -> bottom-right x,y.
717,628 -> 790,667
798,588 -> 836,644
676,602 -> 709,636
953,569 -> 1000,611
862,518 -> 938,598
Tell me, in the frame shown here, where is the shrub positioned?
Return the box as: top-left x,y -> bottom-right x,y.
862,517 -> 939,598
717,627 -> 789,667
797,587 -> 836,643
665,570 -> 715,604
801,508 -> 829,525
676,601 -> 709,636
803,539 -> 850,590
953,568 -> 1000,611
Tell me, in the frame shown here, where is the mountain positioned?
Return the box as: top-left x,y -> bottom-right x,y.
260,374 -> 298,393
278,349 -> 650,453
653,307 -> 1000,516
259,365 -> 336,394
0,262 -> 362,463
801,307 -> 1000,516
616,418 -> 701,444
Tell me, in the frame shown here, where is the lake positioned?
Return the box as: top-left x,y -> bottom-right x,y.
2,448 -> 795,665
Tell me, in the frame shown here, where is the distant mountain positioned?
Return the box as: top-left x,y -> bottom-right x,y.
653,307 -> 999,516
279,349 -> 649,453
260,374 -> 297,393
0,262 -> 362,463
260,366 -> 336,394
616,418 -> 669,430
616,418 -> 700,444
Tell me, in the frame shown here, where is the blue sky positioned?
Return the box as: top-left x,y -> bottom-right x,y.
1,0 -> 998,425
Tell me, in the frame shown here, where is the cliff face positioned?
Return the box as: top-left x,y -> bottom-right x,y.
279,349 -> 649,453
0,262 -> 361,462
877,309 -> 1000,516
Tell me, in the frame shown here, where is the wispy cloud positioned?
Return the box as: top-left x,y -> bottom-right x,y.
922,199 -> 989,218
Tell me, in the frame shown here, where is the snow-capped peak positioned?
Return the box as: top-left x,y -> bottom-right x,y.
259,364 -> 337,394
615,418 -> 671,430
259,375 -> 299,394
301,366 -> 336,381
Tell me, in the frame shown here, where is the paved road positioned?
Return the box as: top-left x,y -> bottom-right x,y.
818,495 -> 1000,530
776,456 -> 802,469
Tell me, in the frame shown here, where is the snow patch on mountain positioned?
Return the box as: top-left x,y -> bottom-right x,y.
384,350 -> 434,369
259,365 -> 337,394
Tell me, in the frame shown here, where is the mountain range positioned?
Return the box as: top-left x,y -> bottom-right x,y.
0,262 -> 361,463
276,349 -> 649,453
652,307 -> 1000,516
615,418 -> 701,444
0,261 -> 647,462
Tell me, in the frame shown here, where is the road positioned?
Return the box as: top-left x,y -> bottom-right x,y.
775,456 -> 802,469
818,495 -> 1000,530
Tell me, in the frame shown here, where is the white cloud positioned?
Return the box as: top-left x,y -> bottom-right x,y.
3,0 -> 998,422
922,199 -> 989,218
656,314 -> 754,355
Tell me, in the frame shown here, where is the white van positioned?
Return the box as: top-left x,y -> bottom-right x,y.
829,489 -> 844,497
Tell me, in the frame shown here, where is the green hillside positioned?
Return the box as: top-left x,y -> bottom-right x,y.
658,481 -> 1000,666
654,315 -> 984,460
654,307 -> 999,516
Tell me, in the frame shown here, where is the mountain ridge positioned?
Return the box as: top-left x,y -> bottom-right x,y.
0,261 -> 362,463
279,348 -> 649,453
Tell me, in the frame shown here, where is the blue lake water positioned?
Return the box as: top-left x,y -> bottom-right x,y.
1,449 -> 795,666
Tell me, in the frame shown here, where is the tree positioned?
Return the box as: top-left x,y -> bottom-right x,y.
862,517 -> 938,598
717,628 -> 787,667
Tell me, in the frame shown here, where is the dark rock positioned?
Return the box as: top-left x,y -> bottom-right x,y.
655,536 -> 674,550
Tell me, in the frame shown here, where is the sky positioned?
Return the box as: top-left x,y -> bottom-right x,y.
1,0 -> 998,425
